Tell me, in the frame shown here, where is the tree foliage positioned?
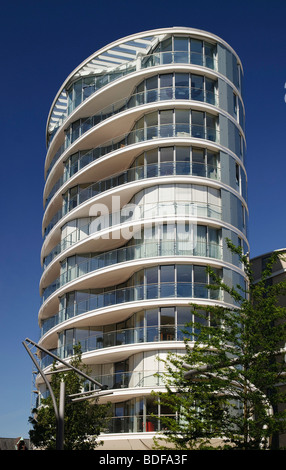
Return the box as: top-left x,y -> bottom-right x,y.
29,345 -> 111,450
153,241 -> 286,450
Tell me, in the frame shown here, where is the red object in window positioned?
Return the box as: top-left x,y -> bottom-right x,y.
146,421 -> 154,431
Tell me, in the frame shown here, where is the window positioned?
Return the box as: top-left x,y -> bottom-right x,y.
146,148 -> 158,178
262,256 -> 271,271
235,163 -> 240,189
133,145 -> 218,181
150,35 -> 216,70
73,81 -> 82,108
237,63 -> 242,90
146,267 -> 158,299
161,37 -> 172,64
240,134 -> 244,158
194,265 -> 208,298
208,227 -> 221,259
71,120 -> 80,142
160,109 -> 173,137
177,307 -> 192,339
191,75 -> 204,101
146,309 -> 158,341
160,146 -> 174,175
174,37 -> 189,63
191,111 -> 205,138
83,76 -> 95,100
205,77 -> 216,105
242,204 -> 246,229
204,42 -> 216,69
176,146 -> 190,174
137,72 -> 216,105
175,73 -> 189,99
190,39 -> 203,65
175,109 -> 189,135
177,265 -> 192,297
145,112 -> 158,139
207,151 -> 219,179
160,307 -> 175,340
233,92 -> 238,118
160,73 -> 173,100
195,225 -> 207,256
146,76 -> 158,102
206,113 -> 217,141
160,265 -> 175,297
192,148 -> 205,177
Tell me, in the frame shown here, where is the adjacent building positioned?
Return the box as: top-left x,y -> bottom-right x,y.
37,27 -> 248,449
251,249 -> 286,449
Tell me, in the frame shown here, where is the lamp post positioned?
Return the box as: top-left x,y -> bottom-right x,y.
23,338 -> 112,450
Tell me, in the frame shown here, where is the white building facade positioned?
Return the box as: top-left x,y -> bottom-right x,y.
38,27 -> 248,449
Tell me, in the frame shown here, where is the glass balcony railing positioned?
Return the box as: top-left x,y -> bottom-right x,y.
41,322 -> 189,366
36,384 -> 173,434
64,86 -> 217,149
46,82 -> 218,183
47,49 -> 218,150
65,51 -> 217,118
93,369 -> 164,390
142,50 -> 217,71
41,240 -> 223,302
43,123 -> 218,237
41,281 -> 221,336
46,158 -> 220,209
42,200 -> 222,269
105,414 -> 175,434
45,121 -> 218,212
45,83 -> 218,206
44,159 -> 220,234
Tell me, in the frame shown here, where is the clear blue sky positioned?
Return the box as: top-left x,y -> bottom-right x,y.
0,0 -> 285,439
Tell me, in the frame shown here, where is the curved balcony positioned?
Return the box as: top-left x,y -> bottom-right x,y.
46,154 -> 220,211
41,280 -> 222,336
41,320 -> 190,367
64,86 -> 218,152
41,239 -> 223,302
45,116 -> 220,215
44,158 -> 221,237
105,414 -> 172,435
47,48 -> 220,149
42,200 -> 222,269
43,121 -> 219,238
66,49 -> 218,118
45,83 -> 218,204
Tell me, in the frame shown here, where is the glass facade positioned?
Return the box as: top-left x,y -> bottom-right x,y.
42,223 -> 223,302
42,307 -> 207,367
39,28 -> 248,443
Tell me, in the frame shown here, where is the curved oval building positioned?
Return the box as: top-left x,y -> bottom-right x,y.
37,27 -> 248,449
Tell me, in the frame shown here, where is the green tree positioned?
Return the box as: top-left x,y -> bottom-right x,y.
153,241 -> 286,450
29,345 -> 111,450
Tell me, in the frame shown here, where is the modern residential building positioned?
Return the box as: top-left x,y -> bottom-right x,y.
251,249 -> 286,449
252,250 -> 286,292
37,27 -> 248,449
